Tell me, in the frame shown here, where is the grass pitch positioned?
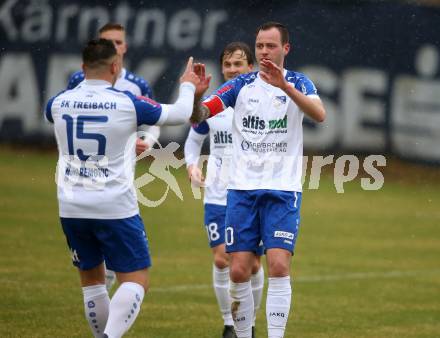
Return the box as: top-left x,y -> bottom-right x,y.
0,147 -> 439,337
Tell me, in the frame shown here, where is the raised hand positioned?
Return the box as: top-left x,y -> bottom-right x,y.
193,62 -> 212,100
259,59 -> 287,90
180,57 -> 201,87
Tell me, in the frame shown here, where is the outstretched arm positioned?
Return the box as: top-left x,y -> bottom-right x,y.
260,59 -> 326,123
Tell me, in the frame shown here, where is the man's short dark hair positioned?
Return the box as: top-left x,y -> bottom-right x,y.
82,39 -> 117,69
99,23 -> 125,34
256,21 -> 289,45
220,42 -> 255,66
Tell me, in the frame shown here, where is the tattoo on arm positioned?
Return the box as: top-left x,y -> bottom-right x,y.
190,103 -> 210,123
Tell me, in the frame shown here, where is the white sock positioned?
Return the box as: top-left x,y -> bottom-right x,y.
82,284 -> 110,338
250,266 -> 264,326
266,276 -> 292,338
213,265 -> 234,326
105,269 -> 117,292
103,282 -> 145,338
230,280 -> 254,338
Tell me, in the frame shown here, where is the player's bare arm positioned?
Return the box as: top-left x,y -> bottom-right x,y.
260,59 -> 326,122
190,63 -> 212,123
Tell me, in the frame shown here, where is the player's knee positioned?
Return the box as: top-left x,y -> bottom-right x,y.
229,263 -> 252,283
213,251 -> 229,269
268,259 -> 289,277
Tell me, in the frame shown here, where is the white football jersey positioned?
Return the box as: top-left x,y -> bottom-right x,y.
185,107 -> 233,205
46,79 -> 163,219
204,70 -> 319,192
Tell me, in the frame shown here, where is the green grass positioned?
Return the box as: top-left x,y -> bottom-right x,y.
0,148 -> 439,337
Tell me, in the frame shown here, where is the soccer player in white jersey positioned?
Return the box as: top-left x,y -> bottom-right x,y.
184,42 -> 264,338
45,38 -> 201,338
191,22 -> 326,338
67,23 -> 159,290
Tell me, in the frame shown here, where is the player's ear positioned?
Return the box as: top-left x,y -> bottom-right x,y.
81,63 -> 86,73
283,43 -> 291,56
110,60 -> 118,75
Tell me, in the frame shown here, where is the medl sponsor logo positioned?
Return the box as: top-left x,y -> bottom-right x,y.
269,312 -> 285,318
269,115 -> 287,129
213,130 -> 232,144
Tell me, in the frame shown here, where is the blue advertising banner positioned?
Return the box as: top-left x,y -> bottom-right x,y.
0,0 -> 439,162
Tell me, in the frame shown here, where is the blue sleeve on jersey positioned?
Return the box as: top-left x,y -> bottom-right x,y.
192,121 -> 210,135
67,71 -> 85,90
286,71 -> 318,96
122,91 -> 162,125
213,72 -> 257,108
45,90 -> 66,123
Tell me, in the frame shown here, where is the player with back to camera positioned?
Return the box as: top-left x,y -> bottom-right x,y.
67,23 -> 160,290
46,38 -> 201,338
191,22 -> 326,338
184,42 -> 265,338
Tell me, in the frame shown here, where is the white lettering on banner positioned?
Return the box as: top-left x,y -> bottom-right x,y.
391,45 -> 440,162
201,11 -> 228,49
168,9 -> 201,50
114,3 -> 131,34
55,4 -> 79,42
22,0 -> 52,42
303,66 -> 388,151
0,1 -> 227,48
299,65 -> 388,152
0,0 -> 19,40
0,53 -> 39,132
133,9 -> 166,47
341,69 -> 387,150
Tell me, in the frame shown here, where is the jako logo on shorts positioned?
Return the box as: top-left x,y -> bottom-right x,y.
274,231 -> 294,240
